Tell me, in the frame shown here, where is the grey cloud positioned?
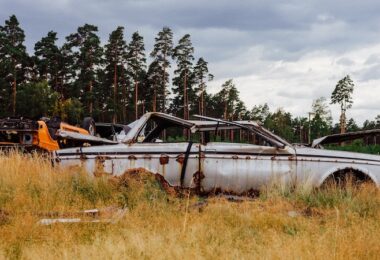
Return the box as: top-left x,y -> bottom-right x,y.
357,64 -> 380,81
365,54 -> 380,65
336,57 -> 355,66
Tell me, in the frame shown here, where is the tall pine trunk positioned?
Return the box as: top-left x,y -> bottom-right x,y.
121,70 -> 127,123
88,55 -> 94,116
113,63 -> 118,123
153,84 -> 157,112
12,77 -> 16,116
183,70 -> 188,139
200,81 -> 204,116
223,100 -> 227,140
183,70 -> 188,120
89,80 -> 93,115
340,110 -> 346,134
162,53 -> 167,113
11,60 -> 17,116
135,80 -> 139,120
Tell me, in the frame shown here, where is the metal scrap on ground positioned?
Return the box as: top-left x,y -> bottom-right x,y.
37,207 -> 128,225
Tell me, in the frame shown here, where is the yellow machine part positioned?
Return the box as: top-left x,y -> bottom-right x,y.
34,121 -> 60,151
34,121 -> 90,151
60,122 -> 90,135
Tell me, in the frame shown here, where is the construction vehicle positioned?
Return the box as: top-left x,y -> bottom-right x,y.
0,116 -> 99,152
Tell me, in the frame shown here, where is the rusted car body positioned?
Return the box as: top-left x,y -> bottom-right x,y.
54,113 -> 380,194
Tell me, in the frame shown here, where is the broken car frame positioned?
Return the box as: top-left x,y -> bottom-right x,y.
54,112 -> 380,195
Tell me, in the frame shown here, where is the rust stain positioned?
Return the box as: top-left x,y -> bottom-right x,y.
79,153 -> 87,161
160,154 -> 169,165
128,155 -> 137,160
94,155 -> 111,177
193,171 -> 205,194
95,155 -> 110,163
154,173 -> 177,196
245,156 -> 251,160
176,154 -> 184,164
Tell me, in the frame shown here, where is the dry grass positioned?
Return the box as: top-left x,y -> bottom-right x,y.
0,152 -> 379,259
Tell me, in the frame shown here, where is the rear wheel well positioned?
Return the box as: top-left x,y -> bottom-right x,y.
322,168 -> 375,187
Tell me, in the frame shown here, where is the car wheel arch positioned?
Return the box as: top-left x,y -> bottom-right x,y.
319,166 -> 378,187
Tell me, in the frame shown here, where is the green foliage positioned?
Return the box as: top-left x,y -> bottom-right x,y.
70,174 -> 113,206
0,15 -> 28,115
327,140 -> 380,155
34,31 -> 63,95
193,57 -> 213,115
65,24 -> 104,115
16,81 -> 59,118
264,108 -> 295,142
53,98 -> 84,124
251,103 -> 270,123
146,60 -> 166,112
104,26 -> 128,122
331,75 -> 355,133
148,27 -> 173,114
215,79 -> 240,119
331,75 -> 354,110
171,34 -> 195,118
127,31 -> 146,120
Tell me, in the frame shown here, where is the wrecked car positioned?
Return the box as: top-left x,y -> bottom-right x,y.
54,112 -> 379,194
0,117 -> 116,152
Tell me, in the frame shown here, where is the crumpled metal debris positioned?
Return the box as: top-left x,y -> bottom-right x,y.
37,207 -> 128,225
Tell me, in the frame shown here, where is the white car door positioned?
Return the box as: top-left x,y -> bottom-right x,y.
200,142 -> 297,193
108,142 -> 200,187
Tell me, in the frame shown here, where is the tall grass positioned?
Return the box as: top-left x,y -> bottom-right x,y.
0,152 -> 379,259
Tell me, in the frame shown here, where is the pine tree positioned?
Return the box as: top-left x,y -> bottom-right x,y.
104,26 -> 128,122
34,31 -> 62,94
265,109 -> 295,142
65,24 -> 103,116
150,27 -> 173,113
58,42 -> 75,99
126,31 -> 146,120
193,57 -> 213,116
250,103 -> 270,124
172,34 -> 194,119
331,75 -> 354,134
146,60 -> 164,112
217,79 -> 239,120
0,15 -> 27,115
0,31 -> 8,116
311,97 -> 332,138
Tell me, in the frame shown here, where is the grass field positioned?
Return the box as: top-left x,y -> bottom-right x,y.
0,152 -> 379,259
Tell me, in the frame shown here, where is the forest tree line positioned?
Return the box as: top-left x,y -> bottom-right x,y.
1,14 -> 380,144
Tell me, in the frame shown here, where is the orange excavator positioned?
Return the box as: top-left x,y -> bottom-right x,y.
0,117 -> 99,152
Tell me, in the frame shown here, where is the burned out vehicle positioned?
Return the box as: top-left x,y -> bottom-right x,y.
54,113 -> 379,194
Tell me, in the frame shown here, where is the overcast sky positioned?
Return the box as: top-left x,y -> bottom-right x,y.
2,0 -> 380,124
